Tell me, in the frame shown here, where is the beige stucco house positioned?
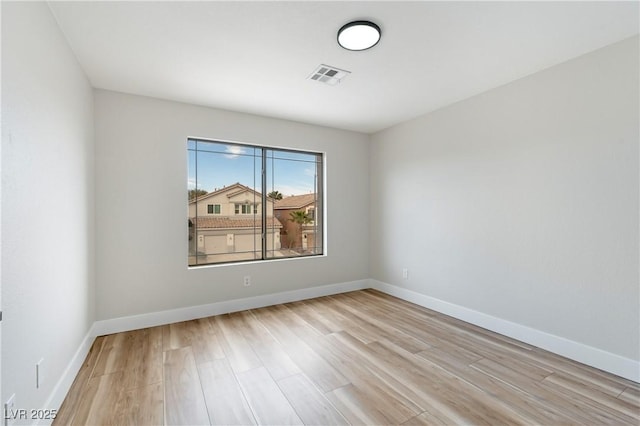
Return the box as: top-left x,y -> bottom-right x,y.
274,193 -> 320,252
188,183 -> 282,264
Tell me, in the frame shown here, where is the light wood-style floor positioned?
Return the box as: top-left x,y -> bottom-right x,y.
54,290 -> 640,425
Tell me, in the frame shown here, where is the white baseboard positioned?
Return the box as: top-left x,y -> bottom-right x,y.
37,323 -> 98,425
370,279 -> 640,383
93,279 -> 369,336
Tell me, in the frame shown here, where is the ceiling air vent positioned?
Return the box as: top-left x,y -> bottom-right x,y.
308,64 -> 350,86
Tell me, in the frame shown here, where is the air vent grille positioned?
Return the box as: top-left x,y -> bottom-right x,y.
308,64 -> 350,86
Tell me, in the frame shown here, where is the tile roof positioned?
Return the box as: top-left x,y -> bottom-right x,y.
274,193 -> 317,209
192,216 -> 282,229
189,182 -> 261,204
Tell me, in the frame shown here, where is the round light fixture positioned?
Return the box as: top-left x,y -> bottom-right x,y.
337,20 -> 381,51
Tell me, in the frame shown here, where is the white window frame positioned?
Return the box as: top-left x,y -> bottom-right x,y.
188,138 -> 324,267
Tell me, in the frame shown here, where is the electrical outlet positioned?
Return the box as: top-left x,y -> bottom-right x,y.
402,268 -> 409,279
243,276 -> 251,286
36,358 -> 44,388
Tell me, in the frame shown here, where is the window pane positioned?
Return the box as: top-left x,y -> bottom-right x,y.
188,140 -> 260,265
265,150 -> 323,259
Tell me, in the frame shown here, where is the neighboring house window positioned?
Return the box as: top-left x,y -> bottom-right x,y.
187,138 -> 324,266
235,203 -> 256,215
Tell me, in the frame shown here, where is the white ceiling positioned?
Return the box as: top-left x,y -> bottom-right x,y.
48,1 -> 639,134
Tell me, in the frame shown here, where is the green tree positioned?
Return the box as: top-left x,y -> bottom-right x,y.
188,189 -> 208,201
288,210 -> 312,250
268,190 -> 283,200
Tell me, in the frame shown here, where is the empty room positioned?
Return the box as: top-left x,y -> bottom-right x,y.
1,1 -> 639,425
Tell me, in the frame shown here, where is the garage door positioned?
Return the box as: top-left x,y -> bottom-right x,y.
204,235 -> 226,255
234,234 -> 260,254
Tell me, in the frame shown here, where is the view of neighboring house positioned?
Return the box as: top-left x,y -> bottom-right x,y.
274,193 -> 320,252
188,182 -> 282,264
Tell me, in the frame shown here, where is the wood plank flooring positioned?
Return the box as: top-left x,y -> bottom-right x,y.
54,290 -> 640,425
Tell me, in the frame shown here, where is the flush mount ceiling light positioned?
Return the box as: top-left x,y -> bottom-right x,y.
337,20 -> 381,51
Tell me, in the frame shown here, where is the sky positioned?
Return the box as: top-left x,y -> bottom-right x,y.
188,140 -> 320,196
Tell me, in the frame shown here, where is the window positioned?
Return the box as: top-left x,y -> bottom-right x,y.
187,138 -> 323,266
235,203 -> 256,215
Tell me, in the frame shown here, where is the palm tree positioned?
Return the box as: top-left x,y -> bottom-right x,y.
268,190 -> 283,200
288,210 -> 312,250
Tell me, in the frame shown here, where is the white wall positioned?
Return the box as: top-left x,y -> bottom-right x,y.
94,90 -> 369,320
0,0 -> 4,405
1,1 -> 95,419
370,36 -> 639,362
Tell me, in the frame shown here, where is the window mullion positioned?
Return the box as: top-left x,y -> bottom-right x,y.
261,148 -> 267,259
